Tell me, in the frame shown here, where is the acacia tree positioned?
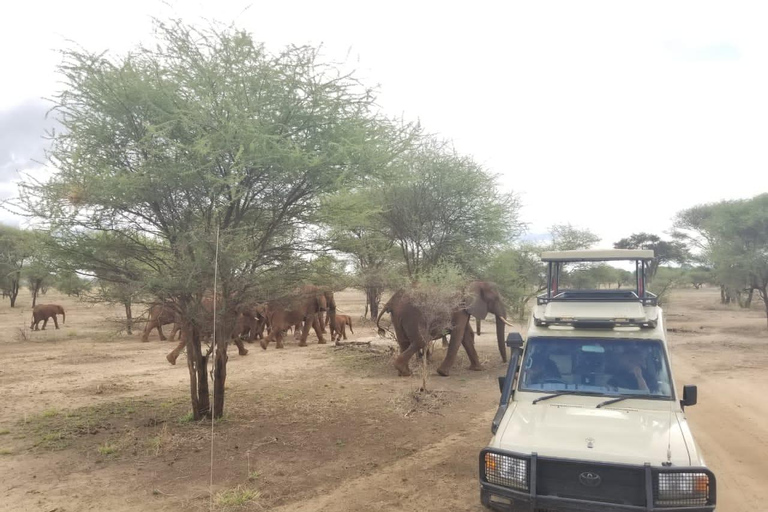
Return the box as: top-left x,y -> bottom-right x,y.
17,20 -> 408,419
379,140 -> 523,279
614,232 -> 689,279
320,189 -> 407,318
0,225 -> 32,307
706,194 -> 768,327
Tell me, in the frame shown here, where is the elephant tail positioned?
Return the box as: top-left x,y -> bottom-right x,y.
375,306 -> 390,337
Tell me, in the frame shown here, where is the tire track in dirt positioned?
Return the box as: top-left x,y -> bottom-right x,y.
271,410 -> 494,512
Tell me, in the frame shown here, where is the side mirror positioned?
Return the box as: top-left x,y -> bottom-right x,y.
498,376 -> 505,393
682,385 -> 698,407
506,332 -> 524,348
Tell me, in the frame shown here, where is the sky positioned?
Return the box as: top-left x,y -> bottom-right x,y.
1,0 -> 766,245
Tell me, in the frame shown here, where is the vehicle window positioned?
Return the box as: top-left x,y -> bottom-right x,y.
519,337 -> 673,398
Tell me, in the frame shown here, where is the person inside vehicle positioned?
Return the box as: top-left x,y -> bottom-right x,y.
608,348 -> 651,392
526,349 -> 562,385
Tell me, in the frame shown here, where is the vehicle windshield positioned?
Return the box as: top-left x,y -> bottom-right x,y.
518,337 -> 673,399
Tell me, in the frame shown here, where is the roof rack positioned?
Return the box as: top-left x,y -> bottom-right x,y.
533,249 -> 659,329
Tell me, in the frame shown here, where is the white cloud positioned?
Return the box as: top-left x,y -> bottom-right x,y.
2,0 -> 767,243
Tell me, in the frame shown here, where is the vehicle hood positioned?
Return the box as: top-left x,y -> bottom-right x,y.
495,401 -> 693,466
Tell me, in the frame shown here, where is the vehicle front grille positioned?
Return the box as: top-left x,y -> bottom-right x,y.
537,459 -> 646,506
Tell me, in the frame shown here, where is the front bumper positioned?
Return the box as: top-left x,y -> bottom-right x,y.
479,449 -> 716,512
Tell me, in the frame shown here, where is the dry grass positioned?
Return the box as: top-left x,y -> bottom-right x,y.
214,485 -> 260,509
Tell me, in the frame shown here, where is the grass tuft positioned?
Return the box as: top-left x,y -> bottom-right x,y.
214,485 -> 260,508
97,443 -> 117,456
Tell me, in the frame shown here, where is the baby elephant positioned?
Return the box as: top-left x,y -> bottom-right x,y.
30,304 -> 66,331
325,314 -> 354,341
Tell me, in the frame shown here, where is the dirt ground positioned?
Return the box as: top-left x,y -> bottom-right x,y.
0,288 -> 766,511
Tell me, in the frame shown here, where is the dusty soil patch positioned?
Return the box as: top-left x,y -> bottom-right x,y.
0,287 -> 766,511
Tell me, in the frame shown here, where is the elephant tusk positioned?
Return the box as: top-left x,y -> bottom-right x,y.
499,316 -> 515,327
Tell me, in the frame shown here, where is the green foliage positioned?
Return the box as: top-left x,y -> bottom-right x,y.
22,234 -> 57,307
561,264 -> 618,289
548,224 -> 600,250
614,232 -> 689,278
684,266 -> 714,289
675,193 -> 768,322
483,245 -> 545,320
0,225 -> 33,307
378,140 -> 523,279
55,270 -> 93,297
649,266 -> 687,305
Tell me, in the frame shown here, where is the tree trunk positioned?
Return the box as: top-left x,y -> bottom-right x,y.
124,300 -> 133,334
186,325 -> 211,420
720,285 -> 727,304
10,274 -> 20,307
213,337 -> 228,419
369,288 -> 379,321
758,286 -> 768,330
31,281 -> 39,308
745,288 -> 754,308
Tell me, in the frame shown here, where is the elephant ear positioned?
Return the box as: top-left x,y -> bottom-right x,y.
467,295 -> 489,320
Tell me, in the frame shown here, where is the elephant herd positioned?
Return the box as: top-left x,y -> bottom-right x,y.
139,285 -> 342,365
140,281 -> 514,378
26,281 -> 513,378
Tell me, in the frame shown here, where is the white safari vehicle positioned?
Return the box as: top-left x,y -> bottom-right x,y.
479,249 -> 716,511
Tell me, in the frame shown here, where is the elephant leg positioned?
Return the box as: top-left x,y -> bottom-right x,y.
166,339 -> 186,365
156,324 -> 167,341
294,322 -> 303,341
318,311 -> 326,333
232,337 -> 248,356
393,321 -> 423,377
170,324 -> 181,341
342,324 -> 347,340
259,332 -> 272,350
141,322 -> 153,342
462,328 -> 483,371
42,318 -> 49,330
312,316 -> 326,344
394,326 -> 410,354
53,316 -> 60,329
438,313 -> 469,377
275,330 -> 285,349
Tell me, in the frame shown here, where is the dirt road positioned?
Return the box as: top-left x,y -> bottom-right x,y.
0,288 -> 766,511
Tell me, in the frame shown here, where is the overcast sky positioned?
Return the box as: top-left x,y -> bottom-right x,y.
1,0 -> 766,244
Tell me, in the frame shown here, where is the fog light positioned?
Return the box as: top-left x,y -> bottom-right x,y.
484,452 -> 528,491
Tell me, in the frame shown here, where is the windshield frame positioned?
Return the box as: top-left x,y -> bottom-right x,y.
516,336 -> 676,402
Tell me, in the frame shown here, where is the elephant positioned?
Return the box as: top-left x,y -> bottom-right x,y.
165,296 -> 249,365
325,313 -> 353,341
30,304 -> 66,330
376,282 -> 514,377
141,303 -> 181,342
260,285 -> 335,349
233,303 -> 269,342
465,281 -> 512,363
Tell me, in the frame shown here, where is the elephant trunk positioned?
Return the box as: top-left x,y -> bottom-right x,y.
495,315 -> 507,363
61,307 -> 66,324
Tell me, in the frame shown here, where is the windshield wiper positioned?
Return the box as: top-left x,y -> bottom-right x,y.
532,391 -> 579,405
596,395 -> 670,408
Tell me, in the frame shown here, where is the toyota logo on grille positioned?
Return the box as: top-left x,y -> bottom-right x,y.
579,472 -> 602,487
